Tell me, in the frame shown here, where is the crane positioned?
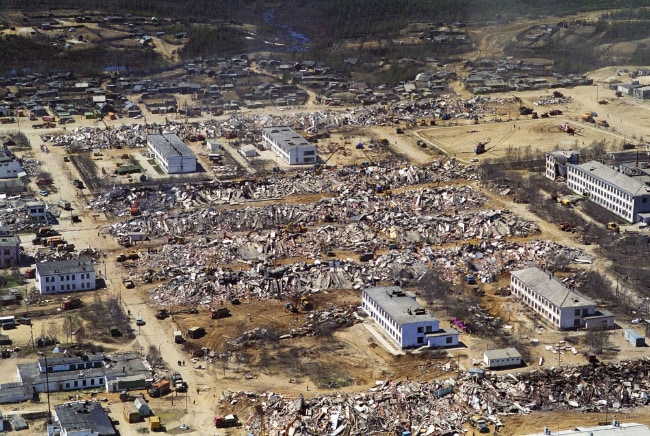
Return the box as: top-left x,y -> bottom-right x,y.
314,147 -> 344,175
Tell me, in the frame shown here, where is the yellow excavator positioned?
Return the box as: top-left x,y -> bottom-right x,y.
314,147 -> 344,175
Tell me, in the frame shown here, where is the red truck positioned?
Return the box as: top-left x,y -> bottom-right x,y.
23,268 -> 35,279
61,297 -> 82,310
214,414 -> 239,428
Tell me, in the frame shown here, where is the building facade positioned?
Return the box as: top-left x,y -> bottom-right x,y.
147,134 -> 197,174
362,286 -> 459,349
0,227 -> 20,268
545,150 -> 579,181
0,158 -> 24,179
261,126 -> 317,165
35,259 -> 96,295
567,160 -> 650,223
510,267 -> 614,330
25,201 -> 46,222
483,348 -> 522,368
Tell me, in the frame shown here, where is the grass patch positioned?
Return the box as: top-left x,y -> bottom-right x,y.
152,165 -> 164,175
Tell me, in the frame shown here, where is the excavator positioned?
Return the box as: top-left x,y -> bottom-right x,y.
474,129 -> 515,155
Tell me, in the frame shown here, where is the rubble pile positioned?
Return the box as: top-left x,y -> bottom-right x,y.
228,304 -> 361,347
461,359 -> 650,414
48,124 -> 149,150
142,238 -> 583,306
90,159 -> 475,216
226,359 -> 650,435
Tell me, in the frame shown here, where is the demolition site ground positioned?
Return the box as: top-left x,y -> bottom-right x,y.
3,66 -> 650,434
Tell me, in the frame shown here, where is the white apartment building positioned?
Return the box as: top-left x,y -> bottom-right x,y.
261,126 -> 317,165
567,160 -> 650,223
510,267 -> 614,330
362,286 -> 459,349
545,150 -> 579,180
35,259 -> 96,295
147,134 -> 197,174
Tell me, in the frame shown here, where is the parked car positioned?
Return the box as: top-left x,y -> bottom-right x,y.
39,190 -> 48,196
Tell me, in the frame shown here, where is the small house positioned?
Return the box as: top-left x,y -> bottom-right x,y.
483,347 -> 523,369
624,328 -> 645,347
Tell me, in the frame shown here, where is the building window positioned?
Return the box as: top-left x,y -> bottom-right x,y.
417,337 -> 424,344
446,337 -> 453,344
417,327 -> 424,333
575,309 -> 580,316
83,380 -> 87,387
74,381 -> 78,387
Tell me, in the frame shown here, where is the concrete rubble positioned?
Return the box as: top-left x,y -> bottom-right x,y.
138,238 -> 583,307
217,359 -> 650,435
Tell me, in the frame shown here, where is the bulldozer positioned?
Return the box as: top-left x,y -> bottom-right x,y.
155,308 -> 169,320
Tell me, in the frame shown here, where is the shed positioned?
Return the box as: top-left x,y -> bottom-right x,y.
123,403 -> 140,423
150,415 -> 161,430
10,413 -> 28,430
624,328 -> 645,347
483,347 -> 523,369
134,396 -> 151,417
239,144 -> 258,158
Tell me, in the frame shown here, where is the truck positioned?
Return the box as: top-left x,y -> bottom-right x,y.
36,226 -> 58,237
173,331 -> 184,344
214,414 -> 239,428
61,297 -> 82,310
35,178 -> 53,186
42,115 -> 56,122
58,200 -> 71,210
148,379 -> 170,398
187,326 -> 205,339
209,307 -> 231,319
23,268 -> 36,279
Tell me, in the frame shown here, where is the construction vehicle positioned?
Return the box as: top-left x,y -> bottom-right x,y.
314,147 -> 344,175
130,197 -> 140,216
598,119 -> 609,127
126,251 -> 139,260
61,297 -> 82,310
209,307 -> 231,319
155,308 -> 169,319
282,221 -> 307,234
607,222 -> 620,233
116,253 -> 127,262
35,178 -> 53,186
214,414 -> 239,428
558,222 -> 576,232
122,278 -> 135,289
300,297 -> 313,311
167,235 -> 186,244
36,226 -> 58,237
73,179 -> 84,189
559,122 -> 581,135
149,379 -> 171,398
582,112 -> 596,123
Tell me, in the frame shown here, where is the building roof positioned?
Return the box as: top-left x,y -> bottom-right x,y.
38,352 -> 104,370
54,401 -> 117,436
147,134 -> 195,159
484,347 -> 522,360
570,160 -> 650,197
548,150 -> 579,164
0,234 -> 20,247
363,286 -> 438,326
262,126 -> 315,152
525,423 -> 650,436
36,258 -> 95,276
511,267 -> 595,309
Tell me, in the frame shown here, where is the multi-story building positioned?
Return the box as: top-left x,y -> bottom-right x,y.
0,157 -> 24,179
25,200 -> 47,222
261,126 -> 317,165
545,150 -> 579,180
510,267 -> 614,330
0,227 -> 20,268
362,286 -> 459,349
147,134 -> 197,174
567,160 -> 650,223
35,259 -> 96,295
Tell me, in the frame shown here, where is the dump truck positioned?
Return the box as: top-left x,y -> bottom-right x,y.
209,307 -> 231,319
148,379 -> 170,398
61,297 -> 81,310
214,414 -> 239,428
